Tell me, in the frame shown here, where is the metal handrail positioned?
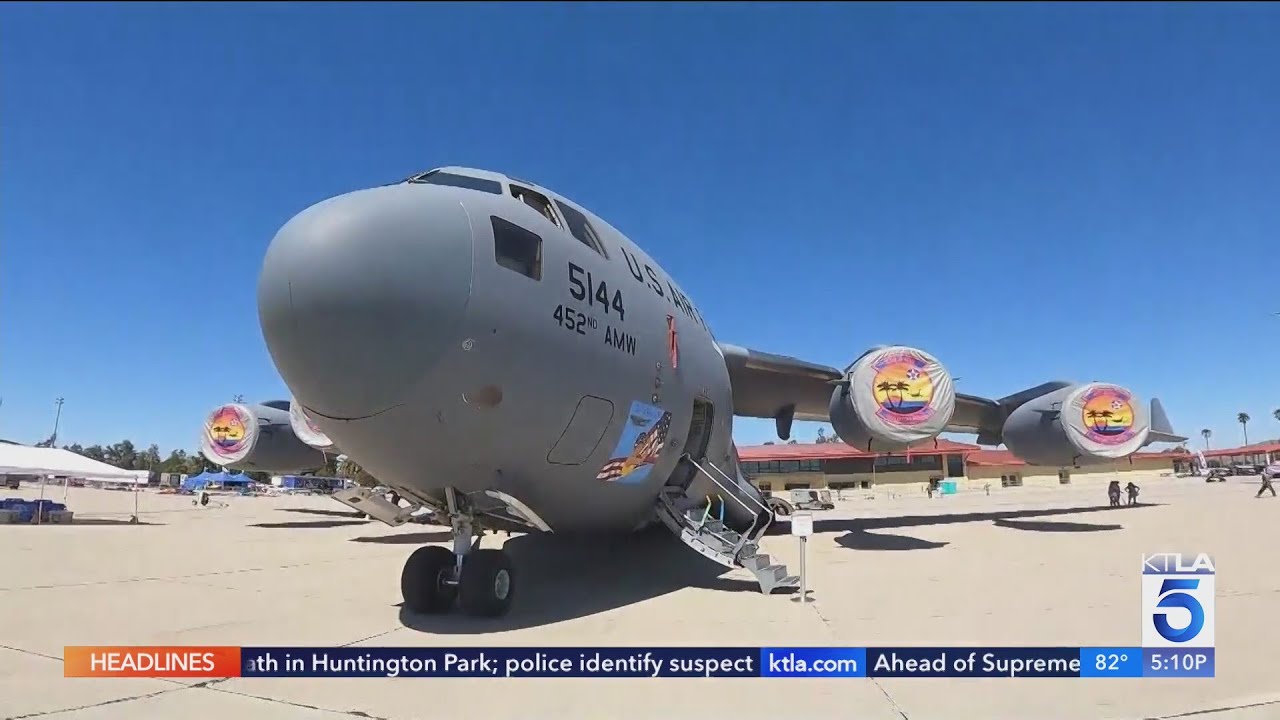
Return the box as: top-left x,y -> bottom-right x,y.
681,454 -> 772,554
685,454 -> 768,516
706,461 -> 776,546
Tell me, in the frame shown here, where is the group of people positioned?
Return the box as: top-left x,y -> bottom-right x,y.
1107,480 -> 1140,507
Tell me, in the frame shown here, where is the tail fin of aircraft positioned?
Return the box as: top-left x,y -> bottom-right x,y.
1144,397 -> 1187,445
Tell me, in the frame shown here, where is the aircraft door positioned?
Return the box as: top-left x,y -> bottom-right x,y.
665,397 -> 714,491
547,396 -> 615,465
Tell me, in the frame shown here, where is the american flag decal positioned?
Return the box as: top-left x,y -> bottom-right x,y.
667,315 -> 679,370
596,410 -> 673,482
596,458 -> 627,482
634,411 -> 672,463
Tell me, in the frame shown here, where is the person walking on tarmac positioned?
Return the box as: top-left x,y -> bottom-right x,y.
1258,463 -> 1279,499
1125,481 -> 1140,506
1108,480 -> 1122,508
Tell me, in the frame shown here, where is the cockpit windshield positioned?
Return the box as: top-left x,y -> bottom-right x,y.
406,170 -> 502,195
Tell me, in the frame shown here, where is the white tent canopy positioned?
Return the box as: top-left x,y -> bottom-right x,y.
0,443 -> 141,480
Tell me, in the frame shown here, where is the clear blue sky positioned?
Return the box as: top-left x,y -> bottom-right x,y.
3,3 -> 1278,455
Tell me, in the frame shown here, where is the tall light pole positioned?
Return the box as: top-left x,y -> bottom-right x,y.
51,397 -> 65,445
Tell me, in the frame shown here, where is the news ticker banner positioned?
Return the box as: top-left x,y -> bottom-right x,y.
63,646 -> 1215,679
63,553 -> 1215,682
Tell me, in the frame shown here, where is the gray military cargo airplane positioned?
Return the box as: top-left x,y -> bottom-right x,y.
200,166 -> 1186,618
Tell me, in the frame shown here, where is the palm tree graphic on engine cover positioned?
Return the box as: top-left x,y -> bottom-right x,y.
1086,409 -> 1114,432
876,381 -> 909,410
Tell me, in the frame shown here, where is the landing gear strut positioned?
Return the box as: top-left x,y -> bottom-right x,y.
400,488 -> 515,618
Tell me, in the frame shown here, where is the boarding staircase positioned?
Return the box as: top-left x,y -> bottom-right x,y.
655,456 -> 800,595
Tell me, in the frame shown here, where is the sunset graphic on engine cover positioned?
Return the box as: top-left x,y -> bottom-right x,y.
871,351 -> 936,426
206,405 -> 249,457
1080,386 -> 1137,445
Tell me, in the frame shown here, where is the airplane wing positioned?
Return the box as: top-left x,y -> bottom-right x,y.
718,343 -> 1184,447
718,343 -> 1014,442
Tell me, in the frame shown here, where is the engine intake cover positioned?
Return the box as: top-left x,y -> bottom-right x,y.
829,346 -> 956,451
1061,383 -> 1150,458
1001,382 -> 1151,466
290,397 -> 336,452
200,402 -> 325,473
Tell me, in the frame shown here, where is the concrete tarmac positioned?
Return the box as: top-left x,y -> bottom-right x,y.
1,476 -> 1277,719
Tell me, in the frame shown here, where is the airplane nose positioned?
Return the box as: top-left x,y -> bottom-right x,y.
257,185 -> 474,420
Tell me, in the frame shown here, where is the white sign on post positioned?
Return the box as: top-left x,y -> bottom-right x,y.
790,512 -> 814,603
791,512 -> 813,537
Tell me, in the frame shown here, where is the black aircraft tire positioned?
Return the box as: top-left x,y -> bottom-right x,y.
458,549 -> 515,618
401,546 -> 457,614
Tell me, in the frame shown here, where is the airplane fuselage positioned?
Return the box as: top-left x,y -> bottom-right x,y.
250,164 -> 1185,618
257,167 -> 750,533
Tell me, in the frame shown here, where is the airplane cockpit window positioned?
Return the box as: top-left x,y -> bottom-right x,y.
491,216 -> 542,281
408,171 -> 502,195
508,184 -> 563,229
554,200 -> 608,258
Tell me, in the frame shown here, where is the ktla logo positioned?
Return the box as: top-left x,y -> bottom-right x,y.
1142,553 -> 1215,648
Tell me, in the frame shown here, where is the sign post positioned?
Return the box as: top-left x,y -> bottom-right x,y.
790,512 -> 813,603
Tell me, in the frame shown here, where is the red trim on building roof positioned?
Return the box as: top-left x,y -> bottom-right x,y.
1200,441 -> 1280,458
738,443 -> 1190,467
737,440 -> 979,462
962,450 -> 1025,467
954,448 -> 1191,467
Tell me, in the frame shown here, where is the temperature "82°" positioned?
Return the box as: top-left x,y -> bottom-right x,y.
1095,653 -> 1129,671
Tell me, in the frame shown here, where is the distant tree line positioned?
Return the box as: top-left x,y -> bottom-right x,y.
52,441 -> 342,484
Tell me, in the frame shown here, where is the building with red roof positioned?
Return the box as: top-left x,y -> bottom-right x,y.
736,440 -> 1190,494
1197,440 -> 1280,467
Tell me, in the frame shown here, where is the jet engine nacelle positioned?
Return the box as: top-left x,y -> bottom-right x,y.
289,397 -> 337,453
200,401 -> 326,473
1001,382 -> 1151,467
829,346 -> 957,452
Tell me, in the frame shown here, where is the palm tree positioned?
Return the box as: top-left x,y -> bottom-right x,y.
876,381 -> 895,408
1200,428 -> 1211,450
1238,413 -> 1251,446
1087,409 -> 1114,432
1273,408 -> 1280,423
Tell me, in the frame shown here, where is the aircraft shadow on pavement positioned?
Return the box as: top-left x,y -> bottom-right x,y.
836,529 -> 948,551
250,519 -> 371,529
398,526 -> 765,634
277,507 -> 365,518
65,518 -> 165,526
992,518 -> 1122,533
794,503 -> 1159,552
351,531 -> 453,545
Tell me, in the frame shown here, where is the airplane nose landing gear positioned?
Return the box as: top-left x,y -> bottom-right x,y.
399,488 -> 515,618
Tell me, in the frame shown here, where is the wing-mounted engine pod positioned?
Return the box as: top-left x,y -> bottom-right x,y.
829,345 -> 957,452
201,403 -> 260,466
1001,382 -> 1151,466
1061,382 -> 1151,458
200,401 -> 325,473
289,397 -> 336,452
